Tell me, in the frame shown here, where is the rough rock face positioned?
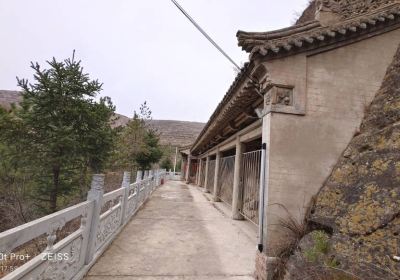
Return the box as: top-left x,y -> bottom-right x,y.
296,1 -> 316,25
285,45 -> 400,279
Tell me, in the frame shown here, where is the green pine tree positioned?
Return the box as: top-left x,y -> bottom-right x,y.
0,52 -> 115,213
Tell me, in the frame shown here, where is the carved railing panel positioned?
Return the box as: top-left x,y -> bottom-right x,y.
0,201 -> 93,280
0,169 -> 167,280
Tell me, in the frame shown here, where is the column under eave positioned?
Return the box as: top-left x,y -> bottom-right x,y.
232,137 -> 245,220
213,151 -> 221,202
185,154 -> 191,183
198,158 -> 203,186
204,156 -> 210,192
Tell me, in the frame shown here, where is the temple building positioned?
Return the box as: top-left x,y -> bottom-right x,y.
181,0 -> 400,278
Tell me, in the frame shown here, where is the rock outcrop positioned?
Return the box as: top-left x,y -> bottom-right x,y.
296,1 -> 316,25
284,45 -> 400,279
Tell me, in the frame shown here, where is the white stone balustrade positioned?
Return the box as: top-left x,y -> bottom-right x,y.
0,169 -> 167,280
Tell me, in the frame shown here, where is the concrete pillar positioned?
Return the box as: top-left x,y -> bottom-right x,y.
204,156 -> 210,192
194,160 -> 198,184
232,138 -> 245,220
260,113 -> 271,252
200,158 -> 204,187
185,154 -> 191,183
213,151 -> 221,202
181,159 -> 186,180
197,159 -> 202,185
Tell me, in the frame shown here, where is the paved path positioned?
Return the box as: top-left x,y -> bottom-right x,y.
85,181 -> 256,280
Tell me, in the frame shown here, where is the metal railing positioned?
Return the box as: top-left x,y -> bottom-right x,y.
217,155 -> 235,205
240,150 -> 261,225
0,170 -> 167,280
206,160 -> 216,192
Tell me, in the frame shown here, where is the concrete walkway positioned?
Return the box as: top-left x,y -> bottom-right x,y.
85,181 -> 256,280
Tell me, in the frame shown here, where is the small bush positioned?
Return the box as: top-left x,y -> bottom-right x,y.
303,230 -> 330,263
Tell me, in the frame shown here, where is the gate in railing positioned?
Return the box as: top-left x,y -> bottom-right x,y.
240,150 -> 261,225
206,160 -> 216,192
199,160 -> 206,187
217,155 -> 235,205
0,169 -> 167,280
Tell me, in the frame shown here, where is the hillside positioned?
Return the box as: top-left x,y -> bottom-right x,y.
148,119 -> 204,147
112,113 -> 203,147
0,91 -> 203,147
0,90 -> 22,110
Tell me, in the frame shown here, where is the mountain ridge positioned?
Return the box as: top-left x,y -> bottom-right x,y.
0,90 -> 203,147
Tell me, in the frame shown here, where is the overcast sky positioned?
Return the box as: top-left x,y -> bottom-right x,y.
1,0 -> 309,122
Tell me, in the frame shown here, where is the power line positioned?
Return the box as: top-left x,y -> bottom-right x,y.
170,0 -> 264,98
170,0 -> 242,72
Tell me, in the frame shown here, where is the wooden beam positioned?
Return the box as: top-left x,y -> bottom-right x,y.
228,121 -> 239,132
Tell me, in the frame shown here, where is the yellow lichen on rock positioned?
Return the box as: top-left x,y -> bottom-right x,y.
372,159 -> 391,175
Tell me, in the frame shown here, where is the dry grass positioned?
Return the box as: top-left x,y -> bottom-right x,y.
270,203 -> 312,279
0,217 -> 81,278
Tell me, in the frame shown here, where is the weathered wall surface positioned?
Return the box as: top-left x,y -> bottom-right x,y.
284,42 -> 400,280
262,28 -> 400,253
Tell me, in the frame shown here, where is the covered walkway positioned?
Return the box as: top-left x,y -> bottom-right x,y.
85,180 -> 256,280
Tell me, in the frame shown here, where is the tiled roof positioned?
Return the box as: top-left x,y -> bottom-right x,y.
237,2 -> 400,58
191,1 -> 400,155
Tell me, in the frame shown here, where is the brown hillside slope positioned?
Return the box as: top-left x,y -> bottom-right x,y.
284,45 -> 400,279
148,119 -> 204,147
112,114 -> 204,147
0,91 -> 203,147
0,90 -> 22,110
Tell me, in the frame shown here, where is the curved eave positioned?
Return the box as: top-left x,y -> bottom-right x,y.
240,5 -> 400,59
237,20 -> 320,52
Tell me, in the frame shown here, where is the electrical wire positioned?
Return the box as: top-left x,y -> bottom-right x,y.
170,0 -> 241,71
170,0 -> 264,97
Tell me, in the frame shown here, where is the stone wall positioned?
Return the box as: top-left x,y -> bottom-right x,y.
260,28 -> 400,255
284,42 -> 400,280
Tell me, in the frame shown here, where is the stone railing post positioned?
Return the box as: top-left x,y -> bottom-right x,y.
121,171 -> 131,225
136,170 -> 142,182
85,174 -> 104,264
143,170 -> 148,198
150,170 -> 153,191
135,170 -> 142,205
156,170 -> 159,186
147,170 -> 151,194
152,170 -> 155,193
